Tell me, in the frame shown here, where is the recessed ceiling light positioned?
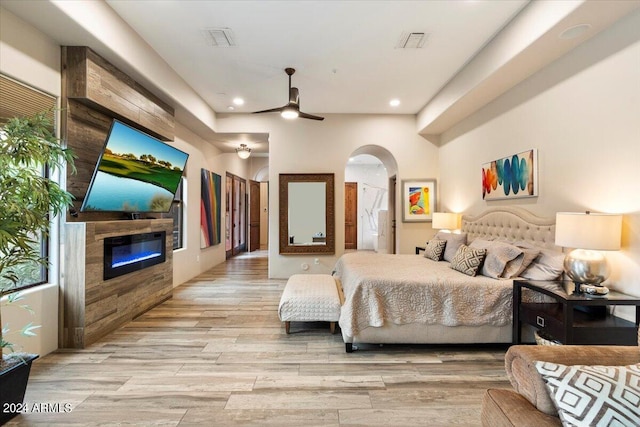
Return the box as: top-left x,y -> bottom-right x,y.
232,97 -> 244,106
389,99 -> 400,107
227,106 -> 235,110
559,24 -> 591,40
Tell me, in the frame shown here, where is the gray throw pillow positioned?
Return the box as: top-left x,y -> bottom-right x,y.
469,239 -> 523,279
435,231 -> 467,263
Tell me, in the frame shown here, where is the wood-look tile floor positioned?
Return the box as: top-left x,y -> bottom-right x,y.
9,251 -> 511,426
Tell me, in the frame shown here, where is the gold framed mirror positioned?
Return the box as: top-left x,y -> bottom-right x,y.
279,173 -> 335,254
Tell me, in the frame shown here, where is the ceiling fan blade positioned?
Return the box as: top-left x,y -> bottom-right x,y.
252,106 -> 285,114
299,111 -> 325,121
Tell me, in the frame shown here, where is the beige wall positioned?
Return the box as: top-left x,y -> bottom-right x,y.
215,113 -> 440,278
438,11 -> 640,311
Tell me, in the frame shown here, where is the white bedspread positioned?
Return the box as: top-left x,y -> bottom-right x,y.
335,252 -> 514,337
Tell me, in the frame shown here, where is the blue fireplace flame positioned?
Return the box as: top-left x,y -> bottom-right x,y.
104,232 -> 166,280
112,251 -> 162,268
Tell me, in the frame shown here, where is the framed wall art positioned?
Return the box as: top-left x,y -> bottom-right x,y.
200,168 -> 222,248
401,179 -> 436,222
482,149 -> 538,201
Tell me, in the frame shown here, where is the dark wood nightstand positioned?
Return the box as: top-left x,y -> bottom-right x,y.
513,279 -> 640,345
415,246 -> 425,255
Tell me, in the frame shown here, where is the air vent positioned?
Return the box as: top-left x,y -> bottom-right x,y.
201,28 -> 236,47
396,32 -> 429,49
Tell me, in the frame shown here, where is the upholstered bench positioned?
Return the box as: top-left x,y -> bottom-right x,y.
278,274 -> 342,334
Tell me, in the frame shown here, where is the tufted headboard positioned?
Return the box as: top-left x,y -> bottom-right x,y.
461,207 -> 557,250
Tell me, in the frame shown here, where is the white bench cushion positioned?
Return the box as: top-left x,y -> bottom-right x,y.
278,274 -> 341,322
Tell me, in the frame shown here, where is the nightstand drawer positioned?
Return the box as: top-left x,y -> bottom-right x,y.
519,303 -> 563,338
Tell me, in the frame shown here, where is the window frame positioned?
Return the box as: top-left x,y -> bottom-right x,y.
0,74 -> 56,293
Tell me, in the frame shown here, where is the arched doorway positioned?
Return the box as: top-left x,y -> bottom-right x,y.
344,146 -> 398,253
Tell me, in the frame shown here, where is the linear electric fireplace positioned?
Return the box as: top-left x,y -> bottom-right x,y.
103,231 -> 166,280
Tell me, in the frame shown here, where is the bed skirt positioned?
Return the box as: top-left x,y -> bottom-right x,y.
342,322 -> 512,346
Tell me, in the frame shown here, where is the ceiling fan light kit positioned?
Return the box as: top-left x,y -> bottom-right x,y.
281,106 -> 299,119
253,68 -> 324,121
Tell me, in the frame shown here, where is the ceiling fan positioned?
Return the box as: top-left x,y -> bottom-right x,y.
253,68 -> 324,121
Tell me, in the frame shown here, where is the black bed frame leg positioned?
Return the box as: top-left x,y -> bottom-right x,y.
345,343 -> 354,353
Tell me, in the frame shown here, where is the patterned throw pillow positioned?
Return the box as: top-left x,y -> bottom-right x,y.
449,245 -> 486,276
424,238 -> 447,261
535,361 -> 640,427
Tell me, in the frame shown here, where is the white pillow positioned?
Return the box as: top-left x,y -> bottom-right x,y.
520,248 -> 565,281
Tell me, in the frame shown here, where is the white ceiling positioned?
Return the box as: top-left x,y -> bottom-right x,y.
104,0 -> 528,115
2,0 -> 638,154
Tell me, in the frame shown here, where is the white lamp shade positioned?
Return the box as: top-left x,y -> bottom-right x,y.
432,212 -> 461,230
555,212 -> 622,251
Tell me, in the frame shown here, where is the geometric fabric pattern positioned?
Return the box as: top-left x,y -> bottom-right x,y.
535,361 -> 640,427
449,244 -> 486,277
424,238 -> 447,261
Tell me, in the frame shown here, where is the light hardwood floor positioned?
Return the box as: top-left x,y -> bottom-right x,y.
10,250 -> 511,426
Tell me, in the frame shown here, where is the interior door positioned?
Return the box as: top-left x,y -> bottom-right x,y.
225,173 -> 233,258
345,182 -> 358,250
233,175 -> 247,255
389,176 -> 396,254
226,173 -> 247,258
249,180 -> 260,252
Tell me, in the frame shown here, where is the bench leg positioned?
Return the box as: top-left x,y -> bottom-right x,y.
330,322 -> 336,334
345,343 -> 354,353
285,321 -> 290,334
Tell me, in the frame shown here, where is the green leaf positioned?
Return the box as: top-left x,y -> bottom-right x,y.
21,323 -> 41,337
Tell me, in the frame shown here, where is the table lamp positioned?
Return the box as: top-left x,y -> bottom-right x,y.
555,211 -> 622,294
432,212 -> 461,233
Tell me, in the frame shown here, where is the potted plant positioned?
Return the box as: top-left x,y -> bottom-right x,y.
0,111 -> 75,423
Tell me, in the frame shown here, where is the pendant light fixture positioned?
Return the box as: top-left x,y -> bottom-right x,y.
236,143 -> 251,159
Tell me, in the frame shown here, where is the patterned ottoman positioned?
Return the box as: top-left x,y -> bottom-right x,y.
278,274 -> 342,334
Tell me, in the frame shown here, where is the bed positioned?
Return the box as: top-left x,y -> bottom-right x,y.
334,207 -> 561,352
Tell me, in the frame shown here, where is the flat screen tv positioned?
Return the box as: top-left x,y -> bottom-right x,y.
81,120 -> 189,213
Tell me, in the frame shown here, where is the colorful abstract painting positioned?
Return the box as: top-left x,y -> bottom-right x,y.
482,149 -> 538,200
401,179 -> 436,222
200,169 -> 221,248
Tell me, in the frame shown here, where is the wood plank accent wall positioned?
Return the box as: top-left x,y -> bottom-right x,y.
61,46 -> 175,221
59,47 -> 177,348
63,46 -> 174,141
63,219 -> 174,348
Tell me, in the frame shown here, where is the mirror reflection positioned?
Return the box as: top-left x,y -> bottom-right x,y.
279,173 -> 335,254
288,182 -> 326,246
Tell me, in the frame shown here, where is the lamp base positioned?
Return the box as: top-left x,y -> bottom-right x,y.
564,249 -> 610,290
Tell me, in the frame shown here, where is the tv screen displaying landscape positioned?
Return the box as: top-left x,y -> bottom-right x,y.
81,120 -> 189,213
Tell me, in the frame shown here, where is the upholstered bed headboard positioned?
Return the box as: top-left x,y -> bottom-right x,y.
461,207 -> 557,250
